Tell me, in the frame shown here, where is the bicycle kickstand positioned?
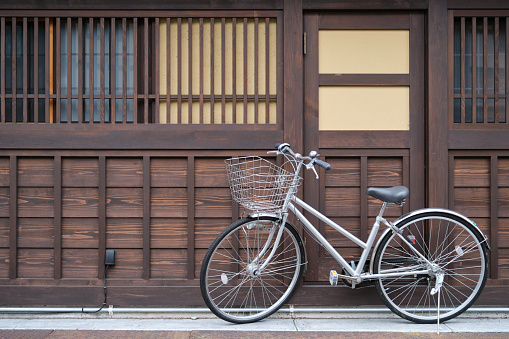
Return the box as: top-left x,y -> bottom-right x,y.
431,273 -> 444,334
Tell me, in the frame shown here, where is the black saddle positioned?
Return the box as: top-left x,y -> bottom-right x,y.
366,186 -> 409,204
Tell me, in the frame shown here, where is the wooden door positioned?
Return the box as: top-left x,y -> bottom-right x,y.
302,12 -> 425,291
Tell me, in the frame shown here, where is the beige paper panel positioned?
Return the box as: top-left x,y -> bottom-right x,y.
319,30 -> 409,74
319,86 -> 409,131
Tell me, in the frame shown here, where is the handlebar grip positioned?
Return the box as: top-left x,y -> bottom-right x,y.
315,159 -> 331,170
275,142 -> 291,154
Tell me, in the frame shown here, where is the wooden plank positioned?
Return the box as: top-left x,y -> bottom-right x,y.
106,218 -> 143,248
45,17 -> 49,123
17,187 -> 55,218
151,249 -> 187,279
54,155 -> 62,279
319,131 -> 409,149
98,156 -> 106,279
62,218 -> 98,248
254,17 -> 258,124
142,156 -> 150,279
199,18 -> 203,124
177,17 -> 181,124
106,187 -> 143,218
221,18 -> 225,124
154,17 -> 159,124
62,187 -> 99,217
150,187 -> 187,218
360,156 -> 367,241
17,249 -> 53,278
188,18 -> 192,124
243,18 -> 247,124
62,157 -> 99,187
319,74 -> 410,86
10,17 -> 16,122
1,17 -> 5,123
166,17 -> 171,124
17,157 -> 54,187
150,218 -> 187,248
150,157 -> 187,187
122,17 -> 127,123
491,156 -> 499,279
55,17 -> 60,123
100,17 -> 105,123
22,17 -> 27,123
77,17 -> 83,123
106,157 -> 143,187
187,156 -> 195,279
144,17 -> 148,124
89,18 -> 94,123
133,18 -> 137,123
111,17 -> 116,124
62,248 -> 98,278
66,17 -> 71,123
34,17 -> 39,123
8,156 -> 15,279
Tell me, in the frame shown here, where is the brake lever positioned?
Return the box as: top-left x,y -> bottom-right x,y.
305,161 -> 319,179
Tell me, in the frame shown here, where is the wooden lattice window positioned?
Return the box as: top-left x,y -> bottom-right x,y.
0,12 -> 280,125
452,14 -> 508,127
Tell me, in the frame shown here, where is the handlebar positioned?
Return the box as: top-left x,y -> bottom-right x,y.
272,143 -> 332,171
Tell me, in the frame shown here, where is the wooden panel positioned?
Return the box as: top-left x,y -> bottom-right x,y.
499,249 -> 509,279
324,187 -> 361,217
454,158 -> 490,187
498,158 -> 509,187
499,218 -> 509,248
0,248 -> 9,278
106,188 -> 143,218
323,217 -> 360,248
0,218 -> 9,247
0,157 -> 9,186
150,249 -> 187,279
0,187 -> 8,217
17,218 -> 54,248
62,249 -> 98,278
17,248 -> 53,278
150,188 -> 187,218
454,187 -> 490,217
17,158 -> 53,187
150,158 -> 187,187
106,218 -> 143,248
324,158 -> 360,187
62,158 -> 99,187
150,218 -> 187,248
105,248 -> 142,279
18,187 -> 54,218
194,217 -> 231,248
368,196 -> 403,217
107,158 -> 143,187
367,157 -> 403,187
498,188 -> 509,218
62,188 -> 99,218
195,187 -> 231,218
62,218 -> 98,248
195,157 -> 228,187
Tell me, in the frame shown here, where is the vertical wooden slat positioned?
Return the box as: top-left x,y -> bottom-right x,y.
199,18 -> 203,124
506,17 -> 509,124
166,18 -> 171,124
12,17 -> 17,123
98,156 -> 106,279
34,17 -> 39,124
177,17 -> 181,124
22,17 -> 27,123
187,156 -> 195,280
77,17 -> 83,123
154,17 -> 159,124
276,13 -> 284,129
472,17 -> 477,124
484,17 -> 488,123
490,156 -> 499,279
188,18 -> 192,124
66,18 -> 72,123
460,17 -> 465,123
144,17 -> 148,124
88,18 -> 94,123
254,17 -> 259,124
100,17 -> 105,123
55,17 -> 60,123
9,156 -> 17,279
142,156 -> 150,280
122,18 -> 127,124
360,156 -> 368,242
54,155 -> 62,279
232,18 -> 236,124
45,17 -> 50,123
221,18 -> 225,124
243,18 -> 248,124
1,17 -> 5,123
210,17 -> 214,124
495,17 -> 500,123
111,18 -> 116,124
265,18 -> 270,124
133,17 -> 138,123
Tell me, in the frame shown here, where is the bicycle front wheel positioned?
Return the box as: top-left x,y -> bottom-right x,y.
200,216 -> 305,324
373,211 -> 489,323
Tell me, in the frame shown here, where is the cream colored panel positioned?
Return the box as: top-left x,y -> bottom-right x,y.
319,30 -> 409,74
319,86 -> 409,131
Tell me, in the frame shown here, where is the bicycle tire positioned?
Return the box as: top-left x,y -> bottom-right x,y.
373,210 -> 489,323
200,216 -> 305,324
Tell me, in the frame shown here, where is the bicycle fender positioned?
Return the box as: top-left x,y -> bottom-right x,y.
369,208 -> 491,275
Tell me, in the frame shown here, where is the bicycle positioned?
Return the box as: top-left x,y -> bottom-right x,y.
199,143 -> 490,327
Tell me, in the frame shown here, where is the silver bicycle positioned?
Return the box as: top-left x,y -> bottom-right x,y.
200,143 -> 490,326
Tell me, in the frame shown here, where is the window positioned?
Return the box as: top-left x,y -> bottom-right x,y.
0,13 -> 280,126
453,16 -> 507,125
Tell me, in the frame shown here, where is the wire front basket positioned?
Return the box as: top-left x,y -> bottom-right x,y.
225,156 -> 301,213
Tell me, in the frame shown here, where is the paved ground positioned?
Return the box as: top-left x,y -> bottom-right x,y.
0,309 -> 507,338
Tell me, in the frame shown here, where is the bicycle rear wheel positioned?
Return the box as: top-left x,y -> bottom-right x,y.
200,216 -> 305,324
373,211 -> 489,323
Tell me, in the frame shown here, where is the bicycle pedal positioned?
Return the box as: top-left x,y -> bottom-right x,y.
329,270 -> 339,286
